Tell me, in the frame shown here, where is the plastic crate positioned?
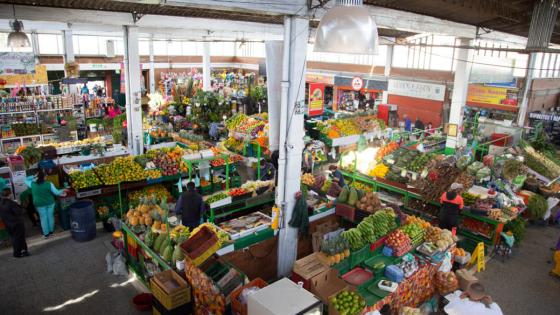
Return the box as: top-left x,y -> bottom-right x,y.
230,278 -> 267,315
385,265 -> 404,283
179,226 -> 220,266
150,274 -> 191,310
152,297 -> 192,315
335,203 -> 355,222
349,245 -> 372,268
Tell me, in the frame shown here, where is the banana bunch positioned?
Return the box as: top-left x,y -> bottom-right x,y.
341,229 -> 365,251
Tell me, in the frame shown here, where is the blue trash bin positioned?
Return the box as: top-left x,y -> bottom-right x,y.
69,200 -> 96,242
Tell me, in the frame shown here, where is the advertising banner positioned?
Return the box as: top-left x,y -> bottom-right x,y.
467,84 -> 518,107
388,79 -> 445,101
0,52 -> 35,75
0,65 -> 47,87
308,83 -> 325,116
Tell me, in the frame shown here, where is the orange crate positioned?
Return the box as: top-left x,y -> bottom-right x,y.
230,278 -> 267,315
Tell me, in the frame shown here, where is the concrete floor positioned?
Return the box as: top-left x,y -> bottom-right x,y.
1,222 -> 560,315
0,230 -> 145,315
478,225 -> 560,315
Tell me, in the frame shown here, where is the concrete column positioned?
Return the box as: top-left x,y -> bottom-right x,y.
445,38 -> 473,154
30,32 -> 40,64
277,16 -> 308,277
62,28 -> 74,64
384,45 -> 393,77
202,41 -> 211,91
123,26 -> 143,155
517,53 -> 537,127
149,36 -> 156,94
265,41 -> 283,152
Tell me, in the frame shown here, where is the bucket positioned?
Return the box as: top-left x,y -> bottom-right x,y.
69,200 -> 97,242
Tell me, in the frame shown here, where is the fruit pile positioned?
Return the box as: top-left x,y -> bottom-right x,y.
460,217 -> 494,238
435,271 -> 459,295
96,206 -> 110,218
405,215 -> 431,229
144,169 -> 163,179
210,154 -> 243,167
375,142 -> 399,161
409,153 -> 436,172
128,185 -> 171,206
225,113 -> 248,130
96,156 -> 146,185
224,137 -> 244,153
402,307 -> 422,315
228,188 -> 248,197
425,226 -> 457,250
69,169 -> 102,190
453,247 -> 467,257
385,230 -> 412,256
342,208 -> 397,250
369,163 -> 389,178
144,226 -> 187,265
354,191 -> 382,213
330,290 -> 366,315
169,225 -> 191,243
206,192 -> 229,204
400,223 -> 425,247
320,236 -> 350,265
125,199 -> 165,228
301,173 -> 315,186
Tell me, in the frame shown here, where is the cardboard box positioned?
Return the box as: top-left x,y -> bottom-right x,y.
291,252 -> 330,290
312,222 -> 340,252
310,268 -> 348,304
328,286 -> 357,315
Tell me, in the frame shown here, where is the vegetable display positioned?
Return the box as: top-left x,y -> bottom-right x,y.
69,169 -> 102,190
342,208 -> 397,250
527,194 -> 547,220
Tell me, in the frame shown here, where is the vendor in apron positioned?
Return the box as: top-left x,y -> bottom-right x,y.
439,183 -> 465,231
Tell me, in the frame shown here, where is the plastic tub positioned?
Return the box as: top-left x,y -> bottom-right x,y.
132,293 -> 153,311
341,267 -> 373,286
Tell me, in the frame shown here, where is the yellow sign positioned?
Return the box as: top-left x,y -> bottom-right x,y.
306,73 -> 334,85
0,65 -> 48,87
467,85 -> 515,106
468,242 -> 486,272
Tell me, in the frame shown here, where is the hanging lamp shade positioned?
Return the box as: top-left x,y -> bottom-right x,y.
7,20 -> 30,48
314,0 -> 378,55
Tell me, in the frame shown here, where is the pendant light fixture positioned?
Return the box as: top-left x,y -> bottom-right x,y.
7,4 -> 31,48
314,0 -> 378,55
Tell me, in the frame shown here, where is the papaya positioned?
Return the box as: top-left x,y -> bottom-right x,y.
348,188 -> 358,206
337,187 -> 349,203
172,245 -> 184,264
153,233 -> 167,253
159,239 -> 170,256
163,244 -> 173,262
145,230 -> 155,248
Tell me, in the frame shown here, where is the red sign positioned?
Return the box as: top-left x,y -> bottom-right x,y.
308,83 -> 325,116
351,77 -> 364,91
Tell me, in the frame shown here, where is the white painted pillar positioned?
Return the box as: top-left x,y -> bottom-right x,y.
62,28 -> 74,64
277,16 -> 308,277
265,41 -> 283,152
384,45 -> 393,77
517,53 -> 538,127
149,36 -> 156,94
445,38 -> 473,154
202,42 -> 211,91
30,32 -> 40,64
123,26 -> 143,155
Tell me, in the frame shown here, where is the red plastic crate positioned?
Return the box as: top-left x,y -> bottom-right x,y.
335,203 -> 355,221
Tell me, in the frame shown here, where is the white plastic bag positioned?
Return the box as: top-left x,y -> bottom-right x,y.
112,254 -> 128,276
105,252 -> 114,273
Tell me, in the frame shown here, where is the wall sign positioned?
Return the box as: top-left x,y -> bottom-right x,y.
529,112 -> 560,122
308,83 -> 325,116
467,84 -> 518,107
306,73 -> 334,85
0,52 -> 35,75
351,77 -> 364,91
388,79 -> 445,101
0,65 -> 47,87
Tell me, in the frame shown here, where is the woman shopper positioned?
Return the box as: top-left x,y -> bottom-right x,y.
0,178 -> 29,258
25,169 -> 67,239
439,182 -> 465,231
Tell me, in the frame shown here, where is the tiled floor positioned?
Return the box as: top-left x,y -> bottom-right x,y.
0,231 -> 145,315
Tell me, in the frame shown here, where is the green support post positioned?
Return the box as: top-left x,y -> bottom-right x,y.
187,160 -> 193,182
118,182 -> 123,217
223,153 -> 230,192
257,143 -> 261,181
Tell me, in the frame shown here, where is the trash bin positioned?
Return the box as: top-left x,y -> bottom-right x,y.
69,200 -> 96,242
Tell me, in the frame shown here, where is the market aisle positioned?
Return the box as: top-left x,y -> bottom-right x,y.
0,231 -> 145,315
478,226 -> 560,315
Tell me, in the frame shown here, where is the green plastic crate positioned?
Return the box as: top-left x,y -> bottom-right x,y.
333,258 -> 351,275
349,245 -> 373,269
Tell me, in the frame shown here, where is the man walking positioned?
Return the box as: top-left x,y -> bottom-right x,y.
0,178 -> 29,258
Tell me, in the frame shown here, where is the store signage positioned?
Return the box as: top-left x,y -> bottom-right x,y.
529,112 -> 560,122
0,65 -> 47,87
351,77 -> 364,91
308,83 -> 325,116
0,52 -> 35,75
306,73 -> 334,85
467,84 -> 518,107
387,79 -> 445,101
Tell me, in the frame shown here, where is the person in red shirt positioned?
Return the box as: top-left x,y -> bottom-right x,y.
439,182 -> 464,230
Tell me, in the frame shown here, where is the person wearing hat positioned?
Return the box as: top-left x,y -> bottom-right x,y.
0,178 -> 29,258
444,283 -> 503,315
439,182 -> 465,230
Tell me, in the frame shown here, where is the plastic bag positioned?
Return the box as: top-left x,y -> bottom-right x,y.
112,254 -> 128,276
239,286 -> 260,305
105,252 -> 114,273
476,167 -> 491,181
455,155 -> 471,170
